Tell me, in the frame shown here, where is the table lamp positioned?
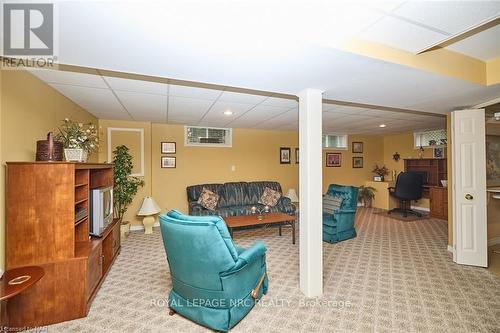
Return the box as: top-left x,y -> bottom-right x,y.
137,196 -> 161,234
286,188 -> 299,203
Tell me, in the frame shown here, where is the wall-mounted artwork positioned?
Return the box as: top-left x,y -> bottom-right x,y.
486,135 -> 500,186
161,142 -> 176,154
161,156 -> 176,168
352,142 -> 363,153
326,153 -> 341,167
352,156 -> 363,168
280,147 -> 291,164
433,147 -> 444,158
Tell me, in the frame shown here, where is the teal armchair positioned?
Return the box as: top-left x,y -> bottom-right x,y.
323,184 -> 359,243
159,210 -> 268,332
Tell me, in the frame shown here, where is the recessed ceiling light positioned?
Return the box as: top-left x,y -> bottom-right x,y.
223,110 -> 233,116
379,124 -> 387,128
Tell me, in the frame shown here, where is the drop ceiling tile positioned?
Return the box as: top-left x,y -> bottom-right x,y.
29,69 -> 107,88
393,1 -> 500,35
218,91 -> 269,104
202,101 -> 256,124
104,76 -> 168,95
227,105 -> 290,127
167,96 -> 213,120
115,91 -> 166,120
169,85 -> 222,100
446,24 -> 500,61
359,15 -> 447,53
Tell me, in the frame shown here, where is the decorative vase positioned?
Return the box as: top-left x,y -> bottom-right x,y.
120,221 -> 131,241
64,148 -> 87,162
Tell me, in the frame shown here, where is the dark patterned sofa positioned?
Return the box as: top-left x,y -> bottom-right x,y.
187,181 -> 296,217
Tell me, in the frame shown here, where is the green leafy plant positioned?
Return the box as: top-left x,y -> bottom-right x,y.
113,145 -> 144,221
55,118 -> 99,153
358,186 -> 377,207
372,164 -> 389,177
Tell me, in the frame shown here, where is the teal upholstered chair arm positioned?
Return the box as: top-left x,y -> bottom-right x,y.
224,241 -> 266,273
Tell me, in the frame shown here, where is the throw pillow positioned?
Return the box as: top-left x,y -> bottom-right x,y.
197,187 -> 219,211
259,187 -> 281,207
323,195 -> 343,214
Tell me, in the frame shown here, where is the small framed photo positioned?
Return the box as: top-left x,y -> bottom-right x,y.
433,147 -> 444,158
161,142 -> 176,154
280,147 -> 291,164
161,156 -> 176,168
352,156 -> 363,168
352,142 -> 363,153
295,148 -> 299,164
326,153 -> 342,167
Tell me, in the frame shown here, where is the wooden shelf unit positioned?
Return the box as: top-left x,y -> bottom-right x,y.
404,158 -> 448,220
4,162 -> 120,328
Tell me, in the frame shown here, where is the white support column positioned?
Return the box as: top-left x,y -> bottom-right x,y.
298,88 -> 323,297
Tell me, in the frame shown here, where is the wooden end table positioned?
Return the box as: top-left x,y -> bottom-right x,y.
224,212 -> 296,244
0,266 -> 45,301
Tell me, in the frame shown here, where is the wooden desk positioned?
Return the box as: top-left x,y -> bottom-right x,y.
0,266 -> 44,301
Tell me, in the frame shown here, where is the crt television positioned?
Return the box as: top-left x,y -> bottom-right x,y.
90,187 -> 114,236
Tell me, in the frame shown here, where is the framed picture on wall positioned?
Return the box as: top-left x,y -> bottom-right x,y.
161,142 -> 176,154
352,156 -> 363,168
352,142 -> 363,153
295,148 -> 299,164
161,156 -> 176,168
433,147 -> 444,158
280,147 -> 291,164
326,153 -> 342,167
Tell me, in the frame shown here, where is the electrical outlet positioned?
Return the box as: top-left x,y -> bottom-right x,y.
231,165 -> 236,172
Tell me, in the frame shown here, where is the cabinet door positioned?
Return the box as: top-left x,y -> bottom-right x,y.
112,223 -> 121,256
87,242 -> 102,300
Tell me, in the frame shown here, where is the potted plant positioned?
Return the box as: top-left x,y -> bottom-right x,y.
372,164 -> 389,181
113,145 -> 145,239
358,186 -> 377,208
56,118 -> 99,162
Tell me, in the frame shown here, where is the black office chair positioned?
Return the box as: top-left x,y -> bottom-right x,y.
388,172 -> 423,218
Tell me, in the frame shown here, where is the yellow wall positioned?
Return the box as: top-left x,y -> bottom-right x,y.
98,120 -> 152,226
98,122 -> 300,225
0,69 -> 98,270
486,57 -> 500,86
322,135 -> 384,191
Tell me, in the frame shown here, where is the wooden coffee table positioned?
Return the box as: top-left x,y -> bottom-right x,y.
225,212 -> 296,244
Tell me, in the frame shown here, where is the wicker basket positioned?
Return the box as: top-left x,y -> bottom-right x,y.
36,132 -> 63,161
64,148 -> 88,162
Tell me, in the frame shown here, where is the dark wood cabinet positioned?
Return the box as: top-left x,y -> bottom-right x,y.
5,162 -> 120,328
430,186 -> 448,220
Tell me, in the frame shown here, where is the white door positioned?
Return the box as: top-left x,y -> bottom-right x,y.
452,109 -> 487,267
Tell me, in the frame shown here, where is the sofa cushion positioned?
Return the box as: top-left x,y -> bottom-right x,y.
248,181 -> 283,204
259,187 -> 281,206
187,183 -> 228,207
218,182 -> 252,208
197,188 -> 219,211
323,195 -> 343,214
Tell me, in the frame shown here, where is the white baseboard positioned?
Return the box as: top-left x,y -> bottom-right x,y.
447,245 -> 455,254
488,237 -> 500,247
130,222 -> 160,232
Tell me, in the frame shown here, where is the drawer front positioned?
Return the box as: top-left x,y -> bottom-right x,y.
87,242 -> 103,300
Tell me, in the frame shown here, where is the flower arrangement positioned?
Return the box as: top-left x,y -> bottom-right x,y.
372,164 -> 389,177
56,118 -> 99,154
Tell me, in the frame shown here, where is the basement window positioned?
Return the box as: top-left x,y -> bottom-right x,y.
323,134 -> 348,150
414,129 -> 447,148
185,126 -> 232,147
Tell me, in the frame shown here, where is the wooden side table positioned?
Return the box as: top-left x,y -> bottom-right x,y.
1,266 -> 44,301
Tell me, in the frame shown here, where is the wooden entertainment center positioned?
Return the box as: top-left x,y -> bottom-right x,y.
4,162 -> 120,328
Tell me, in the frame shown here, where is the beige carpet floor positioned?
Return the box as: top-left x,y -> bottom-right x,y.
36,208 -> 500,332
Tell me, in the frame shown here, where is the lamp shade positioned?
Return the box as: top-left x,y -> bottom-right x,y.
137,196 -> 161,216
286,188 -> 299,202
